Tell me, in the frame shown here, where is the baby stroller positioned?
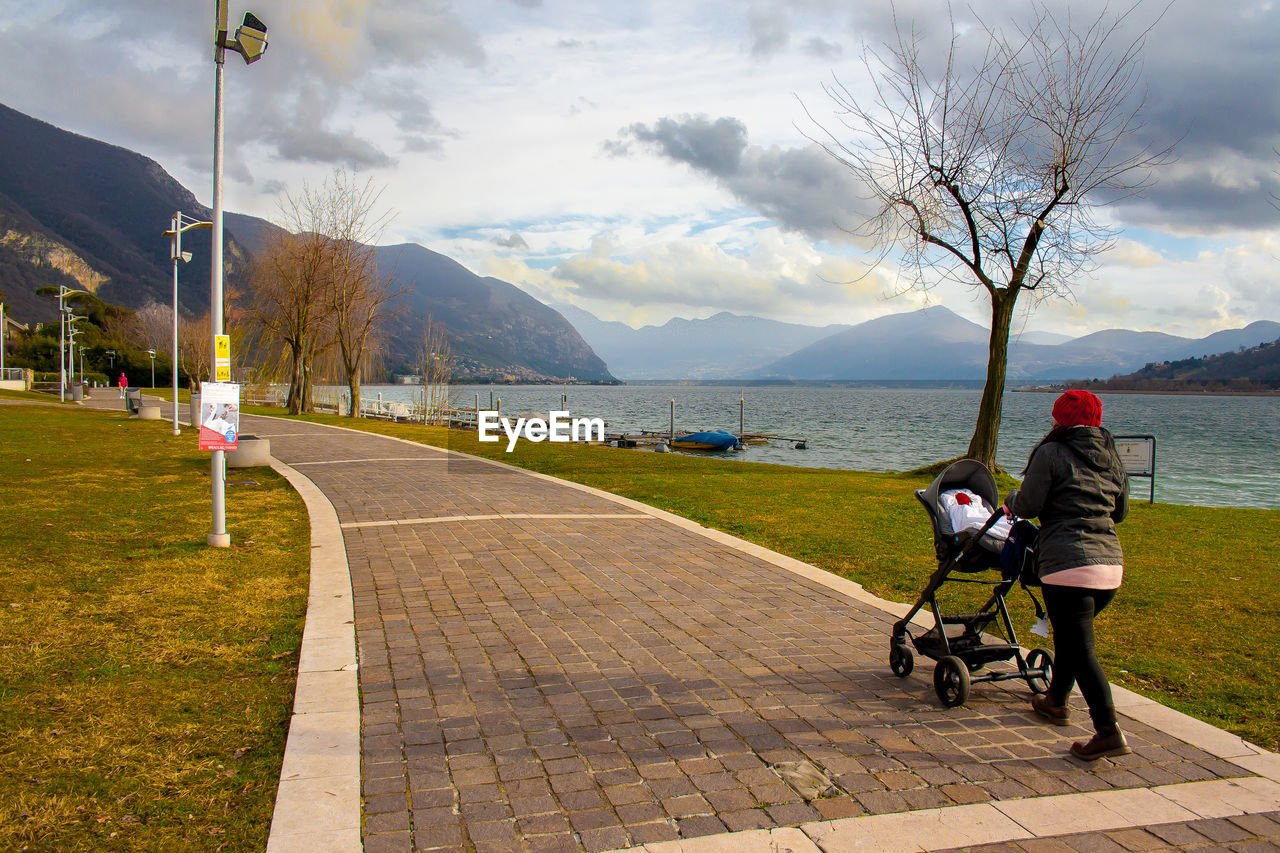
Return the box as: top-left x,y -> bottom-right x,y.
889,459 -> 1052,707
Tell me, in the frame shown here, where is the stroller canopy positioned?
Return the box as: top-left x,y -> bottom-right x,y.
919,459 -> 1000,524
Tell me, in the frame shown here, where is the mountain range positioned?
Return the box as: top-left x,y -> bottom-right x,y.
563,302 -> 1280,383
0,101 -> 240,325
0,102 -> 613,383
752,307 -> 1280,381
555,304 -> 850,379
2,100 -> 1274,385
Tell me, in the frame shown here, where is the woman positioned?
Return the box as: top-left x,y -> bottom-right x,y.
1010,389 -> 1130,761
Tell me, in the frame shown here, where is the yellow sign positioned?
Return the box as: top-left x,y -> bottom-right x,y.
214,334 -> 231,381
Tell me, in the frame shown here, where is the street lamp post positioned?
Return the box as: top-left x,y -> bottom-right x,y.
106,349 -> 117,371
60,308 -> 68,397
52,287 -> 89,402
148,349 -> 156,389
164,212 -> 212,437
208,0 -> 268,548
66,313 -> 85,386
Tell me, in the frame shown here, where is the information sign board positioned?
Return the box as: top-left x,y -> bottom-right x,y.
1113,434 -> 1156,503
1114,436 -> 1154,475
214,334 -> 231,382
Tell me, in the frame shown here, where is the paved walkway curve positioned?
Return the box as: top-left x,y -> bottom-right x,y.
74,393 -> 1280,852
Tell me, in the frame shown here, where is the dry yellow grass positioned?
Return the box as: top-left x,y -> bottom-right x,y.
0,402 -> 309,851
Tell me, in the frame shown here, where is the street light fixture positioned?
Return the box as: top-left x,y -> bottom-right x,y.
38,285 -> 90,401
164,211 -> 212,437
148,349 -> 156,389
66,313 -> 86,387
208,0 -> 268,548
106,349 -> 117,371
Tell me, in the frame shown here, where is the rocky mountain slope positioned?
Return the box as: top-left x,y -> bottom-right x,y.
1,103 -> 612,383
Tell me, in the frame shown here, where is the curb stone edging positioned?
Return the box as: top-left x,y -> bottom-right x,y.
264,459 -> 361,853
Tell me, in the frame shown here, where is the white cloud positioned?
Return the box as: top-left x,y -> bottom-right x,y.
1,0 -> 1278,339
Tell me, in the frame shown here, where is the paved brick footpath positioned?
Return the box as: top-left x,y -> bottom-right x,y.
225,413 -> 1267,853
67,396 -> 1277,852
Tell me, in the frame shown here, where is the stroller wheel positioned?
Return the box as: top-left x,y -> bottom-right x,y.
1026,648 -> 1054,695
934,656 -> 970,707
889,643 -> 914,677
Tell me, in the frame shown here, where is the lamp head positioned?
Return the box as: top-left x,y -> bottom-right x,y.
176,250 -> 193,263
234,12 -> 268,64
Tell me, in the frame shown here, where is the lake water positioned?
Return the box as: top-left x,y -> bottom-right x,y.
351,383 -> 1279,509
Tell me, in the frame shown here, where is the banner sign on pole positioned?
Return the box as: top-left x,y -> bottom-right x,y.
199,382 -> 240,451
214,334 -> 231,382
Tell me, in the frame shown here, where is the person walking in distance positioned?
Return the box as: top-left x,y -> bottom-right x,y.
1010,390 -> 1131,761
118,371 -> 128,399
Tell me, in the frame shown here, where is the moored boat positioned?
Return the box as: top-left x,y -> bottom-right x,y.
669,429 -> 741,451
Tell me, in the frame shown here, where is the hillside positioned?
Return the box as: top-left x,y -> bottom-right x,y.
1081,337 -> 1280,392
375,245 -> 613,382
0,102 -> 246,323
757,307 -> 1280,382
757,306 -> 993,380
0,103 -> 613,384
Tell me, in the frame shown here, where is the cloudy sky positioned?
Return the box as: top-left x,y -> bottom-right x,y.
2,0 -> 1278,338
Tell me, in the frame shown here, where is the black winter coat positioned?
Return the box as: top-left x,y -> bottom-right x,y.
1012,426 -> 1129,581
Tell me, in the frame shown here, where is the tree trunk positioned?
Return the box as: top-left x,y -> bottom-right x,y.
348,376 -> 361,418
966,289 -> 1018,469
287,345 -> 304,415
301,360 -> 313,413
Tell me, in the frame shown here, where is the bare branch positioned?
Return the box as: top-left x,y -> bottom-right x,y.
803,0 -> 1172,466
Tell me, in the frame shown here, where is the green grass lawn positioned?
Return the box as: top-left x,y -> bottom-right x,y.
0,400 -> 309,852
256,407 -> 1280,754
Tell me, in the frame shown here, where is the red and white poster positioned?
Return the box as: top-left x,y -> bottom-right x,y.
198,382 -> 240,451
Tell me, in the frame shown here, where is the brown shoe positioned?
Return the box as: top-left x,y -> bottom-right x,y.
1031,694 -> 1070,726
1070,730 -> 1131,761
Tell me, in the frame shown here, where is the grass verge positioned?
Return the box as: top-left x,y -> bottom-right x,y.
252,406 -> 1280,753
0,402 -> 310,852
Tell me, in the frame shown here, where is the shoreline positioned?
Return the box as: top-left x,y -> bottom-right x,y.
1014,387 -> 1279,397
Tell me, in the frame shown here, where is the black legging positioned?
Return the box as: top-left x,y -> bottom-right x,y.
1043,584 -> 1119,735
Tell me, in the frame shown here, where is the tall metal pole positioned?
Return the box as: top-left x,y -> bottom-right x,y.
58,292 -> 66,402
172,214 -> 182,436
208,0 -> 230,548
0,301 -> 6,375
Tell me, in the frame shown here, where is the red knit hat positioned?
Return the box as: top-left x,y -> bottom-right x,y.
1052,390 -> 1102,427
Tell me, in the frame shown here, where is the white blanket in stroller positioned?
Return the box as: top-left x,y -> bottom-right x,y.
939,489 -> 1012,548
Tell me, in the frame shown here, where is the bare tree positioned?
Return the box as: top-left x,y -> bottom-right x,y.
416,315 -> 454,425
318,171 -> 401,417
250,227 -> 333,414
250,169 -> 397,416
178,310 -> 211,390
809,3 -> 1171,467
132,302 -> 172,353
